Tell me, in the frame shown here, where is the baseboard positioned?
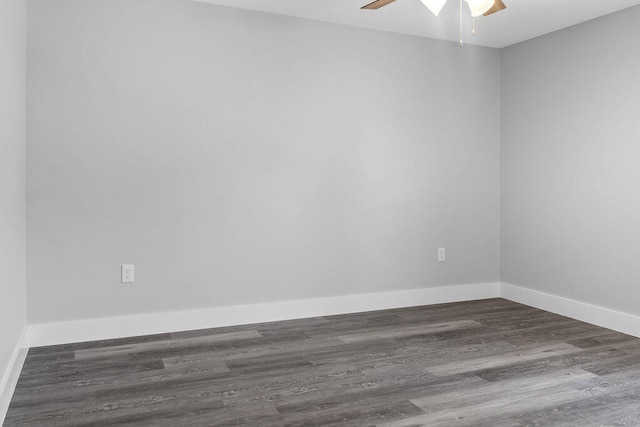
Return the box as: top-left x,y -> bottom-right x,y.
501,283 -> 640,338
0,326 -> 29,424
25,281 -> 640,348
28,282 -> 501,347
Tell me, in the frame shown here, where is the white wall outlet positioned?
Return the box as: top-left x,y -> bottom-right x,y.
121,264 -> 135,283
438,248 -> 446,262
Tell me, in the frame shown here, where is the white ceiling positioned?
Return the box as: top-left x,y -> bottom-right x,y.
193,0 -> 640,48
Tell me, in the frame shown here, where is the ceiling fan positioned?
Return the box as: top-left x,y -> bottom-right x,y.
361,0 -> 506,17
361,0 -> 506,45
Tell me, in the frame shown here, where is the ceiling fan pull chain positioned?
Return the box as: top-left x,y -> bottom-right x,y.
472,16 -> 477,36
459,0 -> 463,47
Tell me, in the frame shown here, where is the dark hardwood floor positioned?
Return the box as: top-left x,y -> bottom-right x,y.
5,298 -> 640,426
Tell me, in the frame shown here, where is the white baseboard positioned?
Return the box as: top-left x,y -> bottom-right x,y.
23,281 -> 640,349
501,283 -> 640,338
0,326 -> 29,425
29,283 -> 501,347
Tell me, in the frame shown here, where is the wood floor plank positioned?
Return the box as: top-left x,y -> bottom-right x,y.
425,342 -> 585,376
280,399 -> 425,427
74,330 -> 264,360
380,370 -> 611,426
275,373 -> 487,419
27,333 -> 174,355
14,359 -> 165,388
337,320 -> 481,343
380,385 -> 585,427
504,381 -> 640,426
6,298 -> 640,426
410,368 -> 596,410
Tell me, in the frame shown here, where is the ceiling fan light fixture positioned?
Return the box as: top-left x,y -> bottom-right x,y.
466,0 -> 495,17
420,0 -> 447,16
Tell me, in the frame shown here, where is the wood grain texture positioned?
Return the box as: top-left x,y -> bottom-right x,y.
5,298 -> 640,426
483,0 -> 507,16
361,0 -> 396,10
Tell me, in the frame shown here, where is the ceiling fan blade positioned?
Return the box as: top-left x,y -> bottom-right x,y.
483,0 -> 506,16
361,0 -> 396,10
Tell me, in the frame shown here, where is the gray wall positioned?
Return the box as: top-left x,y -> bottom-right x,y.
501,6 -> 640,315
27,0 -> 501,324
0,0 -> 27,376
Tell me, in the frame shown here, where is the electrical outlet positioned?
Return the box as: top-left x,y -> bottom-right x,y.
122,264 -> 134,283
438,248 -> 446,262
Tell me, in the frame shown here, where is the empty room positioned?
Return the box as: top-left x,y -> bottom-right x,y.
1,0 -> 640,425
